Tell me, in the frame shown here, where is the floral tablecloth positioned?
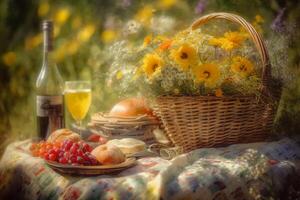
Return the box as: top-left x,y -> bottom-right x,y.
1,138 -> 300,200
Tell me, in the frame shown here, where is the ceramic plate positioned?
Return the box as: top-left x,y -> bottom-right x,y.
45,157 -> 136,175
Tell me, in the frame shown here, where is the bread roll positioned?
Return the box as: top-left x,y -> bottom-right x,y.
47,129 -> 81,143
91,144 -> 125,165
107,138 -> 146,155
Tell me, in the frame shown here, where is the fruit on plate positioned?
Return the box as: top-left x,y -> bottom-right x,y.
109,97 -> 152,117
30,140 -> 98,166
106,138 -> 146,155
91,144 -> 125,165
87,133 -> 108,144
47,129 -> 81,143
30,140 -> 62,157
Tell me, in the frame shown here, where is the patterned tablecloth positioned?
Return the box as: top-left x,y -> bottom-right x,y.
1,138 -> 300,200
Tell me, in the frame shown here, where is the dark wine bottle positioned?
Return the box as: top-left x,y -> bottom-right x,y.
36,20 -> 64,139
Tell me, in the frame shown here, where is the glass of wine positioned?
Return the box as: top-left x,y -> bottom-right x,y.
64,81 -> 92,133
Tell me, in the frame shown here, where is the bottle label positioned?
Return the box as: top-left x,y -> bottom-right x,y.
37,95 -> 64,117
36,95 -> 64,139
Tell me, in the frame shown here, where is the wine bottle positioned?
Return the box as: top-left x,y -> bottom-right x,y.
36,20 -> 64,139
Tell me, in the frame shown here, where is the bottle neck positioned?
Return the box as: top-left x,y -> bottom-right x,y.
42,25 -> 54,66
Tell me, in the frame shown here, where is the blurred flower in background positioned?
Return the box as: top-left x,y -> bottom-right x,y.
2,52 -> 17,67
195,0 -> 207,15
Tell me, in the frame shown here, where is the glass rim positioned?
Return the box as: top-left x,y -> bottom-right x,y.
65,80 -> 91,84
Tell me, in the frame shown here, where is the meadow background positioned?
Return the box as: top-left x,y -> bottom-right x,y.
0,0 -> 299,153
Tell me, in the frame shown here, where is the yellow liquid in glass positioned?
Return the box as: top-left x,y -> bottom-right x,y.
64,89 -> 91,121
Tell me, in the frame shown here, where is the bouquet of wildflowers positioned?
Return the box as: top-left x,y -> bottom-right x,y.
107,16 -> 285,98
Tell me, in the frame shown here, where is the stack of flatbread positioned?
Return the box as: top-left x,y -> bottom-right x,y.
88,113 -> 159,145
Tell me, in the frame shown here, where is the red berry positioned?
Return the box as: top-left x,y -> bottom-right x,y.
48,149 -> 56,155
58,151 -> 64,158
49,153 -> 57,161
72,143 -> 80,149
64,152 -> 70,159
77,156 -> 84,164
83,143 -> 93,152
59,157 -> 68,164
53,147 -> 60,153
63,140 -> 73,151
44,153 -> 50,160
87,134 -> 100,142
70,155 -> 77,163
78,141 -> 85,146
70,146 -> 78,155
77,149 -> 84,157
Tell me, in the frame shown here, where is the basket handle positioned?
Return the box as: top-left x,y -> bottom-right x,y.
191,12 -> 271,92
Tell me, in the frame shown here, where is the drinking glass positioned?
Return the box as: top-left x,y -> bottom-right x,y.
64,81 -> 92,131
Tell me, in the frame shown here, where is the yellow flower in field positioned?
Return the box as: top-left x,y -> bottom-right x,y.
78,24 -> 96,42
142,54 -> 164,78
54,25 -> 60,37
231,56 -> 254,77
252,15 -> 264,33
54,8 -> 70,25
170,44 -> 197,71
116,70 -> 123,80
25,34 -> 43,50
72,16 -> 82,29
143,34 -> 152,47
66,40 -> 79,55
101,29 -> 117,43
38,1 -> 50,17
158,0 -> 177,9
193,63 -> 220,87
215,88 -> 223,97
53,43 -> 68,62
134,5 -> 154,26
255,15 -> 264,23
2,52 -> 16,67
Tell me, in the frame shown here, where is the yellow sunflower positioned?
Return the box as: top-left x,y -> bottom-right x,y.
142,54 -> 164,78
224,31 -> 246,47
208,32 -> 246,51
231,56 -> 254,77
170,44 -> 198,71
193,63 -> 220,87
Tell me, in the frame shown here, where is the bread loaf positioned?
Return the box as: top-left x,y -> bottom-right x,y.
47,129 -> 81,143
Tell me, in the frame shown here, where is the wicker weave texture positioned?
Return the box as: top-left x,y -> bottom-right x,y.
152,13 -> 279,152
153,96 -> 275,152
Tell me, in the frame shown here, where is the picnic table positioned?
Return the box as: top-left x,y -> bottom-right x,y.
1,138 -> 300,200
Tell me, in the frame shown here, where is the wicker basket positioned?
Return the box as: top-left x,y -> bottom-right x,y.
152,12 -> 281,153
